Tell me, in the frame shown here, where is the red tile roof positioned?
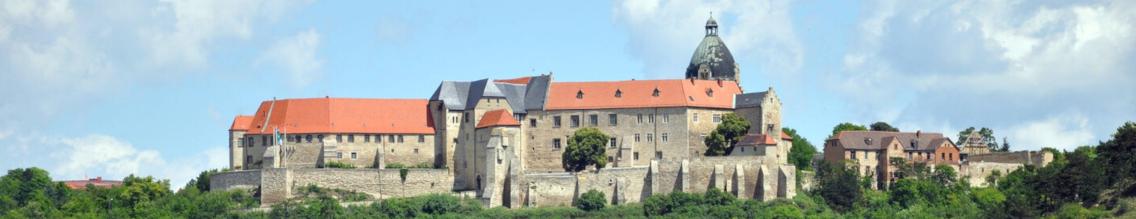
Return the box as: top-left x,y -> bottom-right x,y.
230,115 -> 254,131
544,79 -> 741,110
245,98 -> 434,135
476,109 -> 520,129
781,131 -> 793,140
61,177 -> 122,190
738,133 -> 777,146
494,76 -> 532,85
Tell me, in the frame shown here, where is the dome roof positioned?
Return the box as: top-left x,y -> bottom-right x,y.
685,16 -> 737,81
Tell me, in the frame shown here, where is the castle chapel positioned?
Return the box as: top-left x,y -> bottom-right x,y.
221,16 -> 797,207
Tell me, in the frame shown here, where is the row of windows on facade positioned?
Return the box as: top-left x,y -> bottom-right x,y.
549,133 -> 669,150
240,134 -> 427,147
527,113 -> 723,128
848,150 -> 955,161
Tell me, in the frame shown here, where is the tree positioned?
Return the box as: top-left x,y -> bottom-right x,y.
958,127 -> 1001,152
814,161 -> 862,212
930,165 -> 957,186
575,190 -> 606,211
702,113 -> 749,156
562,128 -> 610,172
783,128 -> 817,170
870,122 -> 899,132
831,123 -> 867,137
1097,122 -> 1136,185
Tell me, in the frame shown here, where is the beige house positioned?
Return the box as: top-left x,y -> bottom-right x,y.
823,131 -> 961,188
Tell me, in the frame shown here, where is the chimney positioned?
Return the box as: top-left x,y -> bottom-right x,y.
716,79 -> 723,87
916,130 -> 921,138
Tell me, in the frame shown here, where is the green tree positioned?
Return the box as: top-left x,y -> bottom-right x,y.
1097,122 -> 1136,185
703,113 -> 750,156
783,128 -> 817,170
870,122 -> 899,132
562,128 -> 610,172
958,127 -> 1002,152
930,165 -> 957,186
831,122 -> 867,137
575,190 -> 606,211
814,161 -> 862,212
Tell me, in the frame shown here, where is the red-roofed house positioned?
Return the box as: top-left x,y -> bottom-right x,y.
230,97 -> 436,169
60,177 -> 123,190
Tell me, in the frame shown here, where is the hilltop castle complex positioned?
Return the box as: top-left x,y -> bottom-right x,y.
212,17 -> 800,207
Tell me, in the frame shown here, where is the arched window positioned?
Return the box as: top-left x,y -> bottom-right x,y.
576,90 -> 584,99
614,89 -> 622,98
652,88 -> 660,97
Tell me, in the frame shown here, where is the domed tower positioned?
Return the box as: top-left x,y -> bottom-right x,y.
685,15 -> 739,82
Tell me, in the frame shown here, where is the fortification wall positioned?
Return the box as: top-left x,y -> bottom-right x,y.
962,162 -> 1024,187
967,151 -> 1053,166
210,170 -> 261,191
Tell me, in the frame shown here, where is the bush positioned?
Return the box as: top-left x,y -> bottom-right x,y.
575,190 -> 607,211
385,163 -> 407,169
414,162 -> 433,169
324,161 -> 355,169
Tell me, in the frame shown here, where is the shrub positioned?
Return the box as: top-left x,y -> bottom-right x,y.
324,161 -> 355,169
575,190 -> 607,211
385,163 -> 407,169
414,162 -> 433,169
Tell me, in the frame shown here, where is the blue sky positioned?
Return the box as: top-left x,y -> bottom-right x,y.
1,0 -> 1133,188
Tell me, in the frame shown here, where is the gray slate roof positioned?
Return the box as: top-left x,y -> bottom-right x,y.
830,131 -> 954,151
430,77 -> 542,113
523,75 -> 551,111
735,91 -> 768,108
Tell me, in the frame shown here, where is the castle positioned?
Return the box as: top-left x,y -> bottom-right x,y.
212,16 -> 799,208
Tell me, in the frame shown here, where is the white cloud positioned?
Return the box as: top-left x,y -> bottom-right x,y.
613,0 -> 804,79
258,28 -> 324,87
833,0 -> 1136,147
142,0 -> 310,67
1008,113 -> 1096,151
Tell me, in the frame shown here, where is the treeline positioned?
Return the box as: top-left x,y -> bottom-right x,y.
0,122 -> 1133,218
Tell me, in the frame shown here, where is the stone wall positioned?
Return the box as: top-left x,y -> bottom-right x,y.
961,162 -> 1024,187
967,151 -> 1053,167
210,170 -> 261,191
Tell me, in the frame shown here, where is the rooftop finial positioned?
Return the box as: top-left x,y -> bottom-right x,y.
705,12 -> 719,36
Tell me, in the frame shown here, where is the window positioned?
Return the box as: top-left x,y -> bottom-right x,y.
351,152 -> 358,160
576,90 -> 584,99
637,114 -> 643,123
348,135 -> 355,143
318,135 -> 324,141
306,135 -> 312,143
364,135 -> 371,143
588,114 -> 598,126
693,113 -> 700,122
463,112 -> 469,123
634,152 -> 640,160
609,114 -> 618,126
414,148 -> 419,154
707,88 -> 714,97
941,153 -> 945,160
245,155 -> 252,164
713,114 -> 722,123
652,88 -> 660,97
607,156 -> 614,163
337,152 -> 343,159
615,89 -> 622,97
662,133 -> 669,142
418,135 -> 425,143
647,133 -> 654,142
262,136 -> 268,146
398,135 -> 405,143
851,151 -> 857,159
634,134 -> 641,142
553,138 -> 562,150
389,135 -> 395,143
663,114 -> 669,123
336,134 -> 343,143
570,115 -> 580,127
609,138 -> 617,148
553,116 -> 562,128
655,151 -> 663,159
530,119 -> 537,128
648,114 -> 655,123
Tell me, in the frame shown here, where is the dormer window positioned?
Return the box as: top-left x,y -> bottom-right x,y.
864,137 -> 873,145
576,90 -> 584,99
652,88 -> 660,97
615,89 -> 622,98
706,88 -> 714,97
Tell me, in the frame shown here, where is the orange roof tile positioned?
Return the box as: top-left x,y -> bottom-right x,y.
230,115 -> 254,131
738,133 -> 777,146
61,177 -> 122,190
476,109 -> 520,129
245,98 -> 434,135
781,131 -> 793,140
494,76 -> 532,85
544,79 -> 741,110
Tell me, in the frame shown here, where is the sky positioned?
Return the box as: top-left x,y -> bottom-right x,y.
1,0 -> 1133,188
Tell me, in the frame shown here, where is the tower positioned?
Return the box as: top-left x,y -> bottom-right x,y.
686,14 -> 740,82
